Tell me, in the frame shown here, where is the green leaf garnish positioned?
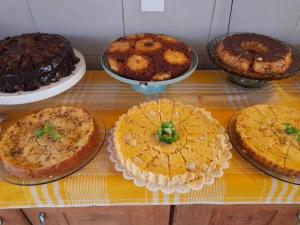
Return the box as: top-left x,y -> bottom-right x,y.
157,121 -> 179,144
34,128 -> 46,139
283,123 -> 300,142
49,130 -> 61,141
284,123 -> 299,135
34,122 -> 61,141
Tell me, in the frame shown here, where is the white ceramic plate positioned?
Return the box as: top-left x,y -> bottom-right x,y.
0,49 -> 86,105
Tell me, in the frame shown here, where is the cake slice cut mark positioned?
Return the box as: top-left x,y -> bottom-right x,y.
166,155 -> 171,178
283,146 -> 291,169
144,155 -> 159,170
127,147 -> 150,160
156,102 -> 162,123
139,110 -> 157,127
253,106 -> 269,118
174,136 -> 188,154
138,102 -> 161,126
134,149 -> 159,169
157,99 -> 174,122
269,106 -> 279,121
240,113 -> 263,125
179,151 -> 187,164
188,148 -> 214,162
170,102 -> 175,122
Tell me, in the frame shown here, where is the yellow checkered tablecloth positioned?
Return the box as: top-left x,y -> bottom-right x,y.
0,70 -> 300,208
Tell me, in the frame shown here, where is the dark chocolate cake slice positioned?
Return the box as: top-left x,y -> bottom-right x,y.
0,33 -> 79,93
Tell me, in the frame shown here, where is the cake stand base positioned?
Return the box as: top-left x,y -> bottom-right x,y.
227,73 -> 268,89
131,83 -> 167,94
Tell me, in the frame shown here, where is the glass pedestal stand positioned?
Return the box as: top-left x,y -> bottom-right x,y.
227,73 -> 268,89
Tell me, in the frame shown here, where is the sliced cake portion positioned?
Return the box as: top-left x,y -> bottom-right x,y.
113,99 -> 232,188
0,33 -> 79,92
235,104 -> 300,176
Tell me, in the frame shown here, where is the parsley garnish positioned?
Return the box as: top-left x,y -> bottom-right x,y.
283,123 -> 300,143
34,122 -> 61,141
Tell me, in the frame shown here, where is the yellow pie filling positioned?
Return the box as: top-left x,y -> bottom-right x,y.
113,99 -> 232,187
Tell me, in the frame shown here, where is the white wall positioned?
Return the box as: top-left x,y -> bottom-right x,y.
1,0 -> 299,69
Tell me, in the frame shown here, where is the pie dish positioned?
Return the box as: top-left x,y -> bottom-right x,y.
233,104 -> 300,177
112,99 -> 232,190
0,106 -> 98,179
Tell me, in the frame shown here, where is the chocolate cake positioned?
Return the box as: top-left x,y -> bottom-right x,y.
0,33 -> 79,93
216,33 -> 292,76
107,33 -> 193,81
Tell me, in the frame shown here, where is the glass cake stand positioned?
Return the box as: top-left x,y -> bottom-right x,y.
207,33 -> 300,89
0,113 -> 106,186
227,112 -> 300,185
226,73 -> 268,89
101,51 -> 198,94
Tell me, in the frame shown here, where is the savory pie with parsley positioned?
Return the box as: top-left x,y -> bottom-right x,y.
234,104 -> 300,176
113,99 -> 232,188
0,106 -> 97,178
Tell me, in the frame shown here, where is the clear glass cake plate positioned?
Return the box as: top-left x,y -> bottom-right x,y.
227,112 -> 300,185
0,112 -> 106,186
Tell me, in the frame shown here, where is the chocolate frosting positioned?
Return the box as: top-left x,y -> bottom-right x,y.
0,33 -> 79,93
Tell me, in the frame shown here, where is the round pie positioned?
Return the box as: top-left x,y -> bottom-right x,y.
216,33 -> 292,78
107,33 -> 193,81
0,106 -> 97,178
234,104 -> 300,176
113,99 -> 232,188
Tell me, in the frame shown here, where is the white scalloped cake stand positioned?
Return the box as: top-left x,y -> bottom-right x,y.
108,129 -> 232,194
0,49 -> 86,105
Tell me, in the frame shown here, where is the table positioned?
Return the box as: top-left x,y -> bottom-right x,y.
0,70 -> 299,225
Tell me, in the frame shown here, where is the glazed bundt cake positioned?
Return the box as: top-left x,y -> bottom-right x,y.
216,33 -> 292,77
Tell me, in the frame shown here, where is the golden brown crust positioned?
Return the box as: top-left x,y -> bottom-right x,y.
234,105 -> 300,177
233,117 -> 299,176
1,122 -> 97,178
0,106 -> 97,178
107,33 -> 192,81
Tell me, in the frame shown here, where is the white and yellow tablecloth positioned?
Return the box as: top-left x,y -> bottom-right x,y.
0,70 -> 300,208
